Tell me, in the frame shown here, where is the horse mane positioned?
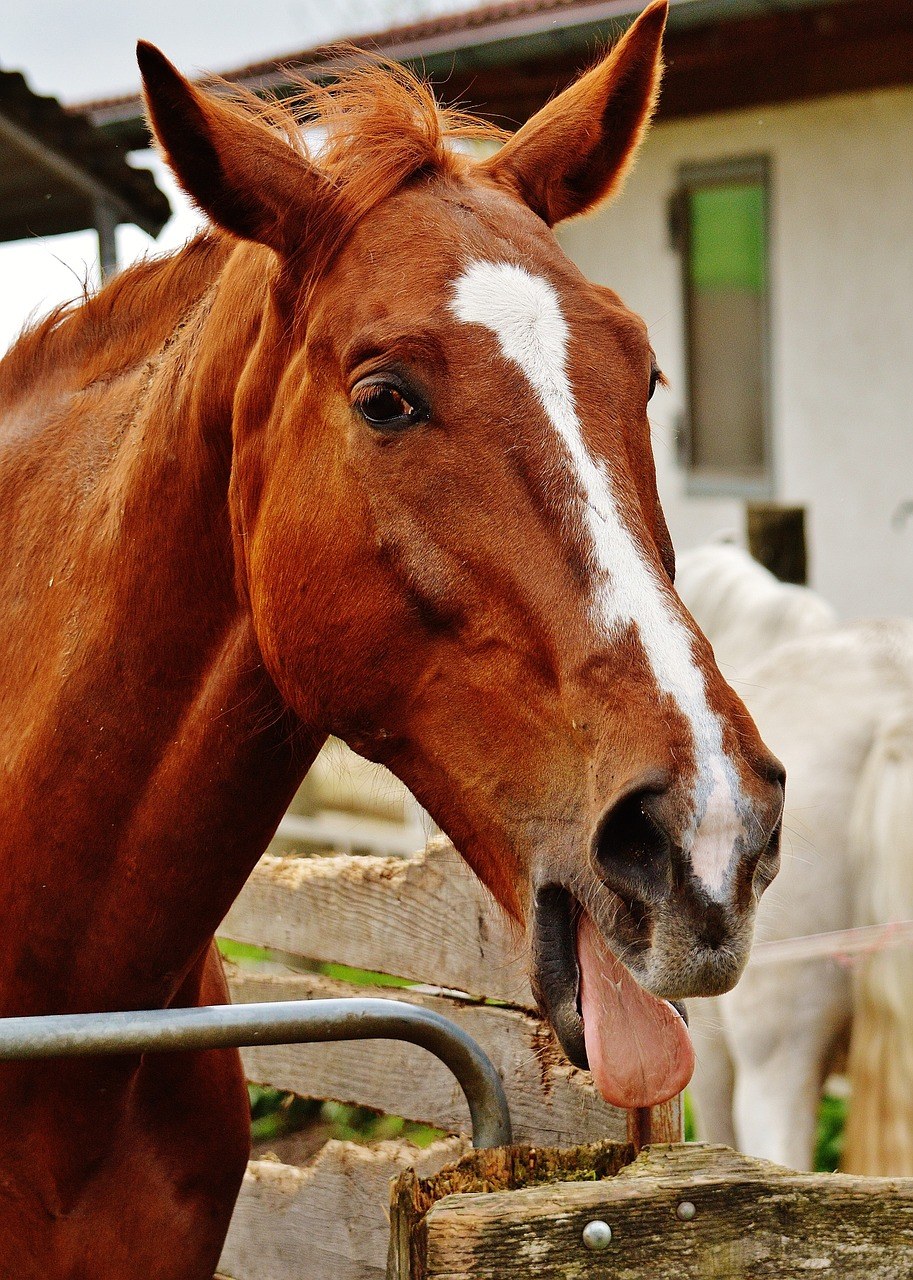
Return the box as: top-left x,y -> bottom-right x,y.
675,542 -> 837,675
0,58 -> 507,401
0,233 -> 230,405
206,53 -> 509,285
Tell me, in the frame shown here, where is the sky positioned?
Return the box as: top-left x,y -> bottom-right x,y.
0,0 -> 483,352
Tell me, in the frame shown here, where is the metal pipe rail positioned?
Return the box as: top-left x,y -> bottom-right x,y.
0,998 -> 512,1148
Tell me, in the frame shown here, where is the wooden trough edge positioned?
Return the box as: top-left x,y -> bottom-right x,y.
388,1139 -> 637,1280
391,1142 -> 913,1280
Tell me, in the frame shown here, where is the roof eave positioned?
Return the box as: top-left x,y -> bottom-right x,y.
80,0 -> 869,145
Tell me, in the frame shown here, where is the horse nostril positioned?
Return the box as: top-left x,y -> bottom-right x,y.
592,783 -> 673,905
749,748 -> 786,789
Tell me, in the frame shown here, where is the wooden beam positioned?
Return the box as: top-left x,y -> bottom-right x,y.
94,199 -> 118,279
627,1098 -> 684,1149
219,840 -> 533,1007
223,847 -> 683,1147
0,108 -> 155,235
413,1143 -> 913,1279
660,0 -> 913,119
228,966 -> 628,1147
388,1139 -> 637,1280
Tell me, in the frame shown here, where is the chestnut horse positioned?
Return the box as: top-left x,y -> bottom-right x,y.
0,6 -> 783,1275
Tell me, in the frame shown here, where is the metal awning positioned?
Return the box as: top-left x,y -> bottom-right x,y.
0,65 -> 170,273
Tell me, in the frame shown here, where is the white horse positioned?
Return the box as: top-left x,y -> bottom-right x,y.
673,542 -> 837,671
678,544 -> 913,1175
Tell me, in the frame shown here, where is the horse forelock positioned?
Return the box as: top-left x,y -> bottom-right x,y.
196,56 -> 508,297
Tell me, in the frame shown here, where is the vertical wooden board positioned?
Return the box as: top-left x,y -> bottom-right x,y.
219,1138 -> 467,1280
626,1098 -> 683,1149
219,840 -> 533,1006
420,1144 -> 913,1280
228,967 -> 629,1147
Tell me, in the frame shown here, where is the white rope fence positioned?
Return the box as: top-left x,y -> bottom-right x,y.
750,920 -> 913,968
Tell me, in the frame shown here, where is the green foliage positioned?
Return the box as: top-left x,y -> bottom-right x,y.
247,1084 -> 444,1148
249,1085 -> 319,1143
815,1092 -> 847,1173
216,937 -> 410,988
319,1102 -> 444,1148
317,962 -> 410,988
217,938 -> 272,963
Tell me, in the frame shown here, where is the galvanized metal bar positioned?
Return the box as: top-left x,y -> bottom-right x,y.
0,998 -> 512,1149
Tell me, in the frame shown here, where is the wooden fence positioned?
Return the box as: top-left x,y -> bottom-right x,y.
216,837 -> 680,1280
390,1141 -> 913,1280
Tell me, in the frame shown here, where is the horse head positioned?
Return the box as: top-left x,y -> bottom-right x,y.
139,1 -> 784,1109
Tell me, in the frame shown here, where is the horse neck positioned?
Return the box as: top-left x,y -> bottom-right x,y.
0,239 -> 320,1013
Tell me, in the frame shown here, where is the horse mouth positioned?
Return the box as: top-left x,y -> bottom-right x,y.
531,885 -> 694,1109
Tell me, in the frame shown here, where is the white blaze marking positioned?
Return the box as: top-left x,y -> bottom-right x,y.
450,260 -> 747,897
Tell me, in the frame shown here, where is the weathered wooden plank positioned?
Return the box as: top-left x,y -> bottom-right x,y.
420,1143 -> 913,1279
219,1138 -> 467,1280
219,839 -> 533,1007
387,1141 -> 636,1280
228,966 -> 628,1148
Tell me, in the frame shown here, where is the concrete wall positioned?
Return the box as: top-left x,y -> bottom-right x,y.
559,85 -> 913,619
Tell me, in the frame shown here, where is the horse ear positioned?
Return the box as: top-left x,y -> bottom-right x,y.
481,0 -> 667,226
137,42 -> 332,255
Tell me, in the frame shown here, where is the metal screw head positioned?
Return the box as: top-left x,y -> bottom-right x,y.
676,1200 -> 697,1222
582,1220 -> 612,1251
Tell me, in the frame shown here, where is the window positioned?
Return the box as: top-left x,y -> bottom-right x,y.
671,157 -> 771,494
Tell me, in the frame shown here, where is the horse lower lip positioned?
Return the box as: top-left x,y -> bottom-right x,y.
532,885 -> 661,1068
531,885 -> 589,1070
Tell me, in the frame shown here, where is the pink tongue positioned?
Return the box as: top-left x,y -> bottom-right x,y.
577,912 -> 695,1109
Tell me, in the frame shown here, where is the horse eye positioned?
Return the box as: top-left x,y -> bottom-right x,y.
648,363 -> 661,402
354,381 -> 425,429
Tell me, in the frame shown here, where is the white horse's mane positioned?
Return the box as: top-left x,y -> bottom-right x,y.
675,542 -> 837,676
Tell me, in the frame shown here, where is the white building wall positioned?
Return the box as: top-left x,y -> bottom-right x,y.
559,85 -> 913,619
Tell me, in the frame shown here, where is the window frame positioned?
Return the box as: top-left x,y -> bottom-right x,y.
671,154 -> 774,499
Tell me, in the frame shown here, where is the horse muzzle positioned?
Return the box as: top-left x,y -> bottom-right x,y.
527,764 -> 784,1108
